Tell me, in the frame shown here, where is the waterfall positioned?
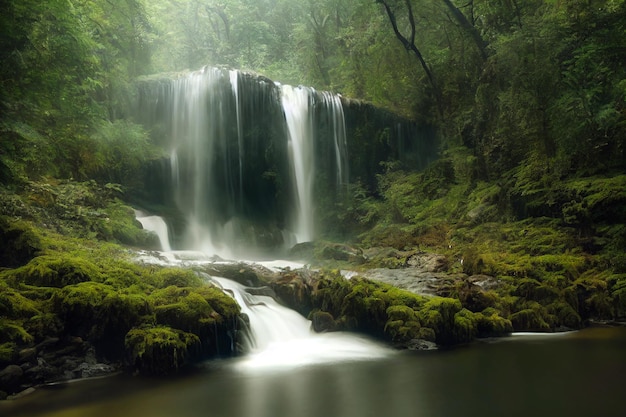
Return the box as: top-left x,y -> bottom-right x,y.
212,276 -> 393,371
320,91 -> 349,190
136,67 -> 360,257
281,85 -> 315,243
134,210 -> 172,252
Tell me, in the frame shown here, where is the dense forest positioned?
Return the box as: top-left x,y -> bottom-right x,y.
1,0 -> 626,395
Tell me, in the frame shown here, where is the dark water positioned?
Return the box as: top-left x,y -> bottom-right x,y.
2,327 -> 625,417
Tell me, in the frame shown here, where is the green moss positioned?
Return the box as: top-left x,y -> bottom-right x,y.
509,303 -> 551,331
154,268 -> 203,288
0,285 -> 42,318
0,342 -> 17,364
124,326 -> 201,375
475,309 -> 513,336
547,301 -> 582,329
512,278 -> 561,304
8,255 -> 102,288
52,281 -> 150,355
147,284 -> 240,357
309,310 -> 338,332
384,305 -> 421,342
0,319 -> 34,344
453,308 -> 479,343
418,297 -> 466,345
24,313 -> 63,341
569,275 -> 613,319
0,216 -> 42,268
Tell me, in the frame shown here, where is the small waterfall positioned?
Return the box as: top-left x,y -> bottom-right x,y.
320,91 -> 349,190
135,210 -> 172,252
281,85 -> 315,243
212,276 -> 393,371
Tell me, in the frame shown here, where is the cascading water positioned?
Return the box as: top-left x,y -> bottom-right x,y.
320,91 -> 349,190
134,210 -> 171,252
281,84 -> 315,243
134,210 -> 392,371
213,277 -> 393,371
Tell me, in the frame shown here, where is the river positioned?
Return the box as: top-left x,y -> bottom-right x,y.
2,327 -> 625,417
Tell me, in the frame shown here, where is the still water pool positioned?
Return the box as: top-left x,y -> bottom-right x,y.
2,327 -> 625,417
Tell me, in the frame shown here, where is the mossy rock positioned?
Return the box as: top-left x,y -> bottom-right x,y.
418,297 -> 463,345
384,305 -> 421,342
52,282 -> 150,356
569,276 -> 613,319
0,285 -> 42,319
124,326 -> 201,375
547,301 -> 582,329
512,278 -> 561,304
509,304 -> 551,331
154,268 -> 203,288
0,319 -> 34,345
0,343 -> 17,365
272,272 -> 313,316
24,313 -> 64,341
0,217 -> 42,268
309,310 -> 338,332
475,309 -> 513,337
452,308 -> 479,343
149,285 -> 240,356
9,255 -> 102,288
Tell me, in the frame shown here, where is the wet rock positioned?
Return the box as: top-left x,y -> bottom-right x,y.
245,286 -> 276,298
270,272 -> 312,316
289,241 -> 316,261
18,348 -> 37,363
468,274 -> 504,291
0,365 -> 23,393
361,268 -> 445,296
309,311 -> 337,333
402,339 -> 438,351
24,357 -> 58,385
74,362 -> 117,379
201,262 -> 275,287
289,241 -> 367,264
35,337 -> 60,353
407,252 -> 449,272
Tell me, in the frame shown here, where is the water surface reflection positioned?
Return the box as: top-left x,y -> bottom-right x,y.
2,328 -> 625,417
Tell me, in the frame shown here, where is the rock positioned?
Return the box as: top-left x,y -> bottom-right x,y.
403,339 -> 438,351
24,357 -> 58,384
7,387 -> 36,400
18,348 -> 37,363
361,268 -> 444,296
245,286 -> 276,298
289,241 -> 316,261
468,274 -> 503,291
75,362 -> 117,379
35,337 -> 60,353
309,311 -> 337,333
0,365 -> 24,393
406,252 -> 449,272
0,390 -> 7,401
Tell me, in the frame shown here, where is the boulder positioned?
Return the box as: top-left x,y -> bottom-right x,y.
0,365 -> 23,393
